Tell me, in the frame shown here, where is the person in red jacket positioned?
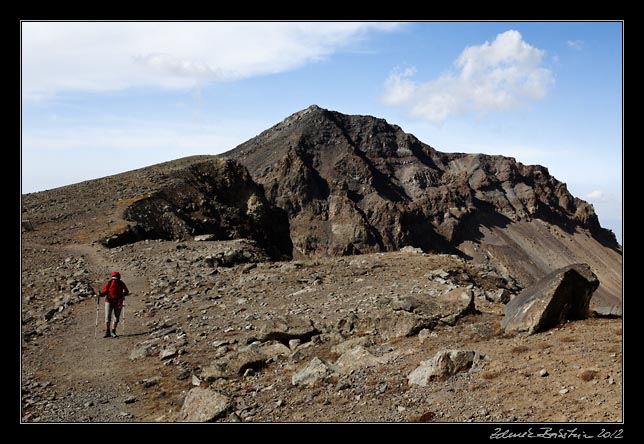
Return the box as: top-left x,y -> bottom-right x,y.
99,271 -> 130,338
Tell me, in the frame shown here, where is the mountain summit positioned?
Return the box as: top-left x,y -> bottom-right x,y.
226,105 -> 621,314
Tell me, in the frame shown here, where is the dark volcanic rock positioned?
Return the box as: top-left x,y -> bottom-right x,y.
21,105 -> 621,315
225,105 -> 621,313
501,263 -> 600,334
102,158 -> 292,261
226,105 -> 617,258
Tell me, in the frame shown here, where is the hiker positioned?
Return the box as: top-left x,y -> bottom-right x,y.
99,271 -> 130,338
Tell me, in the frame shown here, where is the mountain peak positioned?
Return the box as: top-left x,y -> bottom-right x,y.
225,106 -> 621,314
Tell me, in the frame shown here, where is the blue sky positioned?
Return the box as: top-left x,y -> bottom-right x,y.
21,21 -> 622,242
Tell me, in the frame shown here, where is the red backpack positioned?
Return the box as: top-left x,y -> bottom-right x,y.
105,279 -> 124,300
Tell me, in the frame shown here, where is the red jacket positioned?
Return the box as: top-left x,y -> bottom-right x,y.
100,278 -> 129,307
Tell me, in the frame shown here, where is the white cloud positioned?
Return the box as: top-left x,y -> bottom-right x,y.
22,22 -> 400,100
566,40 -> 584,50
586,190 -> 606,201
382,30 -> 554,124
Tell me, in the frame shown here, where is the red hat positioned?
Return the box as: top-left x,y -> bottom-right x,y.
111,271 -> 120,278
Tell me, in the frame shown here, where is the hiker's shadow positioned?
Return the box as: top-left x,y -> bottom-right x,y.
118,331 -> 149,339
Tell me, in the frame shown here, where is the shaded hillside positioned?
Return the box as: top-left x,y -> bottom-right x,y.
225,105 -> 621,314
22,156 -> 292,261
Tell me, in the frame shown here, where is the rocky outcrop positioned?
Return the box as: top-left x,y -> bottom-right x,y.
502,264 -> 600,334
225,105 -> 621,313
226,105 -> 617,256
102,158 -> 292,261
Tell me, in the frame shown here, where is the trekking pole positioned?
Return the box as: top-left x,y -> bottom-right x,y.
94,294 -> 99,340
121,299 -> 125,336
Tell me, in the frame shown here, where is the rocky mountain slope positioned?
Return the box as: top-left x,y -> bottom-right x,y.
225,105 -> 622,314
20,106 -> 622,425
22,156 -> 291,261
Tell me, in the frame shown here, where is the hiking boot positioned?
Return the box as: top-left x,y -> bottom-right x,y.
103,330 -> 111,338
111,329 -> 118,338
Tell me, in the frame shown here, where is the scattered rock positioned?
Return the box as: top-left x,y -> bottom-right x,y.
408,350 -> 485,386
139,377 -> 161,388
331,336 -> 372,355
159,346 -> 178,360
418,328 -> 437,344
179,387 -> 232,422
378,310 -> 436,339
335,345 -> 382,374
257,315 -> 320,343
486,288 -> 511,304
435,287 -> 476,323
194,234 -> 217,242
176,369 -> 190,380
130,339 -> 162,360
291,357 -> 336,387
201,347 -> 266,381
400,246 -> 423,254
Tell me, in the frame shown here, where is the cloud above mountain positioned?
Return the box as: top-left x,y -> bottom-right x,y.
22,22 -> 400,100
383,30 -> 554,124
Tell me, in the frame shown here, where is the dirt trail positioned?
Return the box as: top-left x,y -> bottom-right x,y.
24,244 -> 160,422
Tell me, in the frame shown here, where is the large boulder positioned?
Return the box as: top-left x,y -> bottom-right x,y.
179,387 -> 232,422
502,263 -> 599,334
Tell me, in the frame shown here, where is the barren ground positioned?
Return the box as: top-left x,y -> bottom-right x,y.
21,236 -> 622,424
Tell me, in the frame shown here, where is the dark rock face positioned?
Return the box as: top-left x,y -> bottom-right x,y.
501,263 -> 600,334
103,158 -> 292,261
225,105 -> 617,257
225,105 -> 621,312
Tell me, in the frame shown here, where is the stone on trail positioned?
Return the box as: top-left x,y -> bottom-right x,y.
179,387 -> 232,422
501,263 -> 599,334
